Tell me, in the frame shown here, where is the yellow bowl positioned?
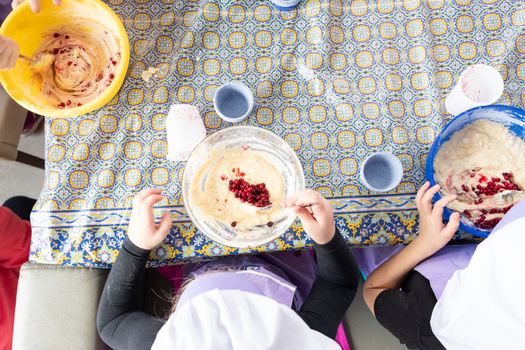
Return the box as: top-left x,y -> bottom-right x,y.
0,0 -> 130,118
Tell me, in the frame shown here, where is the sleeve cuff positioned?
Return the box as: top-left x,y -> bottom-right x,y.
314,228 -> 346,252
122,237 -> 151,260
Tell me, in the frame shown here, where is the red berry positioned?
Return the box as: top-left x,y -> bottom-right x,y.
228,178 -> 270,207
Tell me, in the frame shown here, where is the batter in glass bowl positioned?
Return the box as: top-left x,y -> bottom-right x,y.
189,148 -> 286,230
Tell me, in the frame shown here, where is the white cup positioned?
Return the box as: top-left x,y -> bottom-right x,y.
213,82 -> 254,123
165,104 -> 206,162
445,64 -> 504,116
360,152 -> 403,192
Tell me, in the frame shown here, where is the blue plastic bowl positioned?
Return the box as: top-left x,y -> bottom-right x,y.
425,105 -> 525,237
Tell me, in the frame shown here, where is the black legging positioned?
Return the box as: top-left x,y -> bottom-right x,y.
3,196 -> 36,221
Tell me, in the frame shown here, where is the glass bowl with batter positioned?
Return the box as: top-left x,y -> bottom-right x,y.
182,126 -> 305,248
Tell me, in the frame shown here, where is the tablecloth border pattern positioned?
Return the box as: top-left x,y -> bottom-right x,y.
29,194 -> 421,268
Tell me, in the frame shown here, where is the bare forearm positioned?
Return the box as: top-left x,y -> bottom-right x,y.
363,238 -> 434,313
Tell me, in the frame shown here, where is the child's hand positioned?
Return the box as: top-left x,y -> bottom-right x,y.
415,181 -> 460,255
128,188 -> 172,250
11,0 -> 61,12
0,36 -> 19,70
284,189 -> 336,245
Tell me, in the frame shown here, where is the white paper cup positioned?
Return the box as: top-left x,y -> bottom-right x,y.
360,152 -> 403,192
445,64 -> 504,116
213,82 -> 254,123
165,104 -> 206,162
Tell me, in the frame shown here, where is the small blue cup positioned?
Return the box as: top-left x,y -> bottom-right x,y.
271,0 -> 301,11
360,152 -> 403,192
213,82 -> 254,123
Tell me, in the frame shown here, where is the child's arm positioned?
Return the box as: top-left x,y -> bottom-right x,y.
97,189 -> 172,350
363,182 -> 460,314
0,36 -> 19,70
284,190 -> 360,338
11,0 -> 61,13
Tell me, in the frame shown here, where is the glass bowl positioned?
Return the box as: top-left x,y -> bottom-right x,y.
182,126 -> 305,248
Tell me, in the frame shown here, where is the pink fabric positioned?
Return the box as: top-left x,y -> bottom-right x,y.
157,264 -> 184,292
336,324 -> 351,350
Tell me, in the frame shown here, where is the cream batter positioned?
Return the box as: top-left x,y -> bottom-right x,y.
189,148 -> 285,230
435,120 -> 525,230
31,22 -> 121,108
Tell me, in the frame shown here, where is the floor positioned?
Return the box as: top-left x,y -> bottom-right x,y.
344,281 -> 407,350
1,118 -> 407,350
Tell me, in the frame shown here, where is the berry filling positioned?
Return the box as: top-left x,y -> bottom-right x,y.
231,167 -> 246,177
228,178 -> 271,208
460,171 -> 521,230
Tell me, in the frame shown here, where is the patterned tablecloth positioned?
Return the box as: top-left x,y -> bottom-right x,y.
30,0 -> 524,268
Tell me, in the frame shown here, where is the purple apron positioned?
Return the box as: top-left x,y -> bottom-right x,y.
353,200 -> 525,299
0,0 -> 11,23
161,250 -> 318,309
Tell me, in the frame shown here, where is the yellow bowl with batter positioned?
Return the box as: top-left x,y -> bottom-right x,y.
0,0 -> 130,118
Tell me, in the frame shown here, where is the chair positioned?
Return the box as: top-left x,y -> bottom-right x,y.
0,87 -> 44,169
12,263 -> 172,349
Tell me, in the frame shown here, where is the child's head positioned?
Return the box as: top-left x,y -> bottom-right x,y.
153,288 -> 339,350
